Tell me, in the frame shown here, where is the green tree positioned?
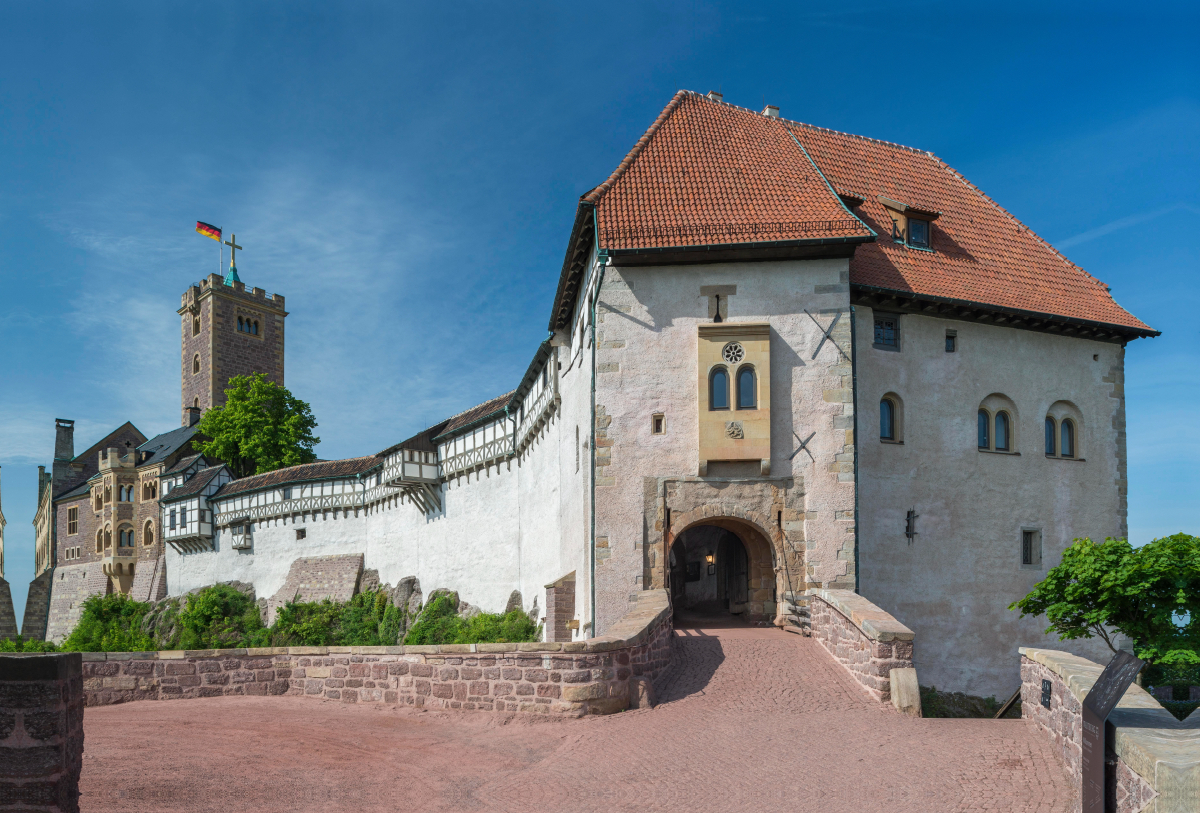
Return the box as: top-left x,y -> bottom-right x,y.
196,373 -> 319,477
172,584 -> 266,650
1010,534 -> 1200,666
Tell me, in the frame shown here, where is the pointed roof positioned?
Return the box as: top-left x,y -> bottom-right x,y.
588,91 -> 872,250
549,90 -> 1154,339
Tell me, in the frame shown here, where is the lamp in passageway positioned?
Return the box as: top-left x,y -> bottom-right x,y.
705,551 -> 714,564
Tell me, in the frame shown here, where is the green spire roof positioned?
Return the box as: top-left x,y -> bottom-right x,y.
224,265 -> 242,286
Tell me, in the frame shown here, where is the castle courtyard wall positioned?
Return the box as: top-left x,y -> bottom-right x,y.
855,305 -> 1127,697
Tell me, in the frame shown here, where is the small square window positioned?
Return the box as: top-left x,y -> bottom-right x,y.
295,528 -> 306,540
873,314 -> 900,350
652,413 -> 665,435
1021,529 -> 1042,568
908,218 -> 930,248
945,330 -> 957,353
282,486 -> 292,500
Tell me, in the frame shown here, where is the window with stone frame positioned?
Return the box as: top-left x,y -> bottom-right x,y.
192,314 -> 201,336
67,507 -> 78,535
193,354 -> 201,374
1021,529 -> 1043,568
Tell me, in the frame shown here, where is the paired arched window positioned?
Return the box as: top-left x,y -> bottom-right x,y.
710,367 -> 729,410
144,520 -> 154,546
237,317 -> 261,335
881,398 -> 896,440
978,395 -> 1018,453
736,366 -> 756,409
118,529 -> 132,547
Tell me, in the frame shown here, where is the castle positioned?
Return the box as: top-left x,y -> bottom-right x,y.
21,91 -> 1156,697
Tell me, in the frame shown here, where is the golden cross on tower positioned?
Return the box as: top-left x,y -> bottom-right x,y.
223,234 -> 242,266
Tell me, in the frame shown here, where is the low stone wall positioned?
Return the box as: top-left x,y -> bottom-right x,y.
806,588 -> 916,708
81,589 -> 672,717
1021,648 -> 1200,813
0,653 -> 84,813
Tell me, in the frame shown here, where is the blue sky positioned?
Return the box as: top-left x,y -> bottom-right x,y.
1,2 -> 1196,621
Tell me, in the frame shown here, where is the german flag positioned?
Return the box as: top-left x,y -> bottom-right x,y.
195,221 -> 222,241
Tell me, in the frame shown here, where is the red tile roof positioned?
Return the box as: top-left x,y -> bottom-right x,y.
788,120 -> 1153,333
434,390 -> 515,439
577,91 -> 1152,335
213,456 -> 380,498
589,91 -> 872,250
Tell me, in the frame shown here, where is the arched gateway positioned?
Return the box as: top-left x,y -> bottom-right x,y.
652,490 -> 807,623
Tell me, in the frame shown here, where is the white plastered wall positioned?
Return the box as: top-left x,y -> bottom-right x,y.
854,305 -> 1128,698
591,257 -> 858,634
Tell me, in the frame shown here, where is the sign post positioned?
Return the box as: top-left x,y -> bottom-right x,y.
1080,650 -> 1144,812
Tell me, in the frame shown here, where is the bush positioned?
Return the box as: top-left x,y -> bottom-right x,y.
173,583 -> 266,650
403,595 -> 538,645
60,594 -> 155,652
0,636 -> 59,653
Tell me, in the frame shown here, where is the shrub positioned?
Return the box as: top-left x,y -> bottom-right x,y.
0,636 -> 59,653
59,593 -> 155,652
173,584 -> 266,650
403,595 -> 538,645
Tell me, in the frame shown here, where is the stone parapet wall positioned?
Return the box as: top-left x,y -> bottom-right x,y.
81,589 -> 672,717
806,588 -> 914,704
0,653 -> 84,812
1020,648 -> 1200,813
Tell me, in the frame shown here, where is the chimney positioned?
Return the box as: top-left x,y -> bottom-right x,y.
52,418 -> 75,490
706,90 -> 723,102
762,105 -> 779,119
186,406 -> 202,427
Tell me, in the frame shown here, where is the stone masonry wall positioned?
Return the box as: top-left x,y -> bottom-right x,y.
266,553 -> 363,624
0,578 -> 17,640
0,653 -> 84,813
1021,649 -> 1200,813
544,573 -> 576,643
807,588 -> 914,704
82,590 -> 672,717
43,565 -> 110,645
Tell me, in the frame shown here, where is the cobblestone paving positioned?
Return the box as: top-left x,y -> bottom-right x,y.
80,621 -> 1076,812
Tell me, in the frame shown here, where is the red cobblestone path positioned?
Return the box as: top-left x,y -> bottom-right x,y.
79,621 -> 1076,812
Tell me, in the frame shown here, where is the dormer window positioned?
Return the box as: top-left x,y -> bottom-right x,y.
908,218 -> 930,249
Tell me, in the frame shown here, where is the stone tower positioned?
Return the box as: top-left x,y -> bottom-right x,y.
179,271 -> 287,425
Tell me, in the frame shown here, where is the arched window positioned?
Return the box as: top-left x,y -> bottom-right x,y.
94,490 -> 103,510
104,486 -> 111,503
1061,419 -> 1075,458
736,367 -> 756,409
193,354 -> 200,374
144,520 -> 154,546
237,316 -> 244,332
104,528 -> 112,549
710,367 -> 730,410
192,315 -> 200,336
253,320 -> 259,335
1045,417 -> 1056,456
995,412 -> 1010,451
193,397 -> 199,409
96,529 -> 104,553
977,410 -> 989,449
880,398 -> 896,440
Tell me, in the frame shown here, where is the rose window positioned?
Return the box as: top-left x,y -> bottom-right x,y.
722,342 -> 745,364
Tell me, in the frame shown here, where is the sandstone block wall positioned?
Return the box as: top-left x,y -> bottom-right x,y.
43,566 -> 110,644
266,553 -> 364,624
82,590 -> 672,717
0,653 -> 84,812
0,579 -> 17,640
544,573 -> 575,643
807,588 -> 914,704
1020,648 -> 1200,813
20,571 -> 54,642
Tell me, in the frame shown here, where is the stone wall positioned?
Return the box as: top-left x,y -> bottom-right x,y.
81,589 -> 672,717
43,565 -> 110,645
1020,648 -> 1200,813
0,578 -> 17,640
266,553 -> 364,624
544,572 -> 576,643
806,588 -> 915,706
0,653 -> 84,812
21,571 -> 54,642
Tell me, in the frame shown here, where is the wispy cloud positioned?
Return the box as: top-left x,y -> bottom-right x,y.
1056,203 -> 1200,249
